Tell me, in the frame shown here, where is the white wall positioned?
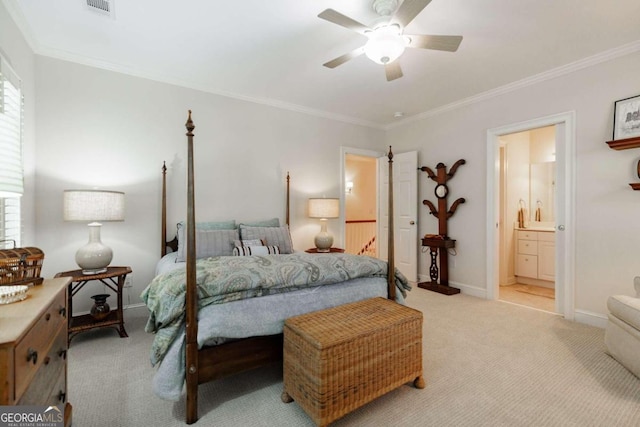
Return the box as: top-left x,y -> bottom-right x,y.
33,57 -> 384,312
387,51 -> 640,318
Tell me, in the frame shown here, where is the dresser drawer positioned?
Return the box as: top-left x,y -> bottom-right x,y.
18,325 -> 67,405
518,239 -> 538,255
14,290 -> 67,400
517,230 -> 538,241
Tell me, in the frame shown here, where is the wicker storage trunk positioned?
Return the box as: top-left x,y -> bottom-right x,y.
282,297 -> 424,426
0,245 -> 45,287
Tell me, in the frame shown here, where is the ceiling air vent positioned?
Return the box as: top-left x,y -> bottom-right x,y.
86,0 -> 115,18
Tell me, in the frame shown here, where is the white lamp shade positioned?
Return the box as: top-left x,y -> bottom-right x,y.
63,190 -> 125,222
308,198 -> 339,219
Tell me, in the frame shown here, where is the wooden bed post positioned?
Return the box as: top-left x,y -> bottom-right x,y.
286,172 -> 290,227
184,111 -> 199,424
387,147 -> 396,301
161,162 -> 168,258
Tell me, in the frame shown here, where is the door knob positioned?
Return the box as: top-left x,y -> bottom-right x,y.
409,221 -> 415,225
557,225 -> 565,231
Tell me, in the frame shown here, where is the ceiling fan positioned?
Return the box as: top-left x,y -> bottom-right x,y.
318,0 -> 462,81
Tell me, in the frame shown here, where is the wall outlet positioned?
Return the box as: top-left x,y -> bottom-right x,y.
124,277 -> 133,288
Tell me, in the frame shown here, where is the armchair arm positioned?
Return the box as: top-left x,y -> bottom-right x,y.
634,276 -> 640,298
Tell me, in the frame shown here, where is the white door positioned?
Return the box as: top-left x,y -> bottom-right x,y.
378,151 -> 418,282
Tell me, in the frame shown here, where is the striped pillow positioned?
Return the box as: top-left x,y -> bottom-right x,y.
232,245 -> 280,256
234,239 -> 265,248
175,228 -> 239,262
239,225 -> 293,254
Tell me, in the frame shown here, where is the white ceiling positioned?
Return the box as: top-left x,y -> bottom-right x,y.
6,0 -> 640,128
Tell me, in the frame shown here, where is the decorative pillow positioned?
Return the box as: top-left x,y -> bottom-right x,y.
234,239 -> 265,248
175,228 -> 239,262
239,225 -> 293,254
232,245 -> 280,256
238,218 -> 280,228
176,220 -> 236,258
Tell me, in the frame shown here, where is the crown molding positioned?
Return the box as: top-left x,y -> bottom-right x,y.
386,39 -> 640,130
4,0 -> 639,133
33,46 -> 385,130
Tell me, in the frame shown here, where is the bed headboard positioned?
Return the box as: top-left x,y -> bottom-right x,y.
161,158 -> 291,257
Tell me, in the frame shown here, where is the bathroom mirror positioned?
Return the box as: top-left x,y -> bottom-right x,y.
529,161 -> 555,222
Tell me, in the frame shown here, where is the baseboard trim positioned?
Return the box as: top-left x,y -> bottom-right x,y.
416,275 -> 486,299
124,303 -> 148,314
574,309 -> 608,329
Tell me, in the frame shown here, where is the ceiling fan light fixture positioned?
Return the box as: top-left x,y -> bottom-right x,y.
364,25 -> 406,64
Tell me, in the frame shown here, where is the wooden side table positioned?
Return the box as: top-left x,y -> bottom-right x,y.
305,247 -> 345,253
55,266 -> 131,344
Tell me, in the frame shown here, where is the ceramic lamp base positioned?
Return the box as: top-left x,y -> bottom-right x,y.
314,222 -> 334,252
76,223 -> 113,275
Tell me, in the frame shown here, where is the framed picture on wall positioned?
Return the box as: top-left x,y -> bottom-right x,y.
613,94 -> 640,140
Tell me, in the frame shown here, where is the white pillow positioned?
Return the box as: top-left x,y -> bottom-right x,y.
232,245 -> 280,256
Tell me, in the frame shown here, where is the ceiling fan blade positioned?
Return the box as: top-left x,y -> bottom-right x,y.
318,9 -> 371,35
406,35 -> 463,52
385,61 -> 403,81
390,0 -> 433,28
323,46 -> 366,68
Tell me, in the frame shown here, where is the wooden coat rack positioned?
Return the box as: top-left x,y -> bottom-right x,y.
418,159 -> 466,295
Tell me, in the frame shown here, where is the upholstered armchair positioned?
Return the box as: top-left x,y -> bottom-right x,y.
605,277 -> 640,378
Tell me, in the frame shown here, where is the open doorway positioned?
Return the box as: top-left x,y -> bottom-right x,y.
339,147 -> 383,255
344,154 -> 378,255
486,111 -> 576,320
498,126 -> 557,312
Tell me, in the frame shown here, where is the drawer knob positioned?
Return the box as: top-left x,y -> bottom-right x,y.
59,307 -> 66,317
44,356 -> 51,366
57,391 -> 66,403
45,313 -> 51,321
58,349 -> 67,360
27,348 -> 38,365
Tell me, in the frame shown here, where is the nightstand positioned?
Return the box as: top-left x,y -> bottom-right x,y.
305,248 -> 345,253
55,266 -> 131,344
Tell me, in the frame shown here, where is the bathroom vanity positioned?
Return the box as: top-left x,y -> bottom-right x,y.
515,228 -> 555,283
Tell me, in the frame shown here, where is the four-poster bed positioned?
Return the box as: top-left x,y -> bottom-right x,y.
144,111 -> 403,424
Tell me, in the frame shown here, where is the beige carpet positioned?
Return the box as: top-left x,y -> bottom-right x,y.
68,291 -> 640,426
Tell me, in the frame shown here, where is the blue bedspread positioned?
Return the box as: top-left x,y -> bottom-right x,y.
141,253 -> 409,365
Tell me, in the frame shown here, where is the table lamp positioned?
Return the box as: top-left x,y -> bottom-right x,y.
308,198 -> 339,252
63,190 -> 125,274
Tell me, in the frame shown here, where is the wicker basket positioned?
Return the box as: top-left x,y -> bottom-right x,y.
0,241 -> 44,287
282,297 -> 424,426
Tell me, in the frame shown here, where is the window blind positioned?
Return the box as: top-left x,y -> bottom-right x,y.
0,197 -> 20,248
0,55 -> 23,197
0,55 -> 23,248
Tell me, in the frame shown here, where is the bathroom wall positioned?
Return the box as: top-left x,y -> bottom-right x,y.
501,131 -> 530,284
